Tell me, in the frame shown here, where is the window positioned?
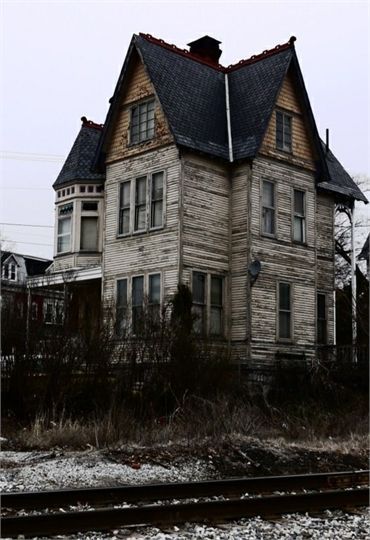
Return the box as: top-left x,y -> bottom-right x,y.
96,185 -> 103,193
119,172 -> 165,236
55,301 -> 64,325
148,274 -> 161,321
116,279 -> 128,336
119,181 -> 131,235
192,272 -> 206,334
80,186 -> 86,193
57,217 -> 72,253
67,188 -> 70,195
31,301 -> 38,320
130,99 -> 155,144
276,110 -> 292,152
88,186 -> 94,193
317,293 -> 327,344
44,301 -> 54,324
151,172 -> 164,228
278,282 -> 292,340
3,262 -> 17,281
80,217 -> 98,251
71,187 -> 75,194
293,189 -> 306,243
82,202 -> 98,211
134,177 -> 147,231
262,180 -> 276,236
132,276 -> 144,334
210,276 -> 223,336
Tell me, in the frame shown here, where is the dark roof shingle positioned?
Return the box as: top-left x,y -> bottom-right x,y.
53,119 -> 105,188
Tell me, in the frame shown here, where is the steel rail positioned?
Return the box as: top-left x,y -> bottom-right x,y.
2,470 -> 368,510
2,487 -> 368,538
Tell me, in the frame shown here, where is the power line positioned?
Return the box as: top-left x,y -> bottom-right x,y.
1,240 -> 53,247
1,187 -> 51,191
0,151 -> 64,163
0,223 -> 54,229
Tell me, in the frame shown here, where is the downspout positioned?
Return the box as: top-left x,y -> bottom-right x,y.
225,73 -> 234,163
225,72 -> 233,357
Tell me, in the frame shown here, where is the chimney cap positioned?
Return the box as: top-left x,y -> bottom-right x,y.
187,35 -> 222,47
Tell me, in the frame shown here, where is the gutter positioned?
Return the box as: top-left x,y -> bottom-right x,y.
225,73 -> 233,163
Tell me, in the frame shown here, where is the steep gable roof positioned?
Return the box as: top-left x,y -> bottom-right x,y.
53,118 -> 105,189
93,33 -> 366,203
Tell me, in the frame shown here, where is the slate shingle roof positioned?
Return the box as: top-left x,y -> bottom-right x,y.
318,141 -> 368,203
94,33 -> 367,203
1,251 -> 52,277
53,119 -> 105,189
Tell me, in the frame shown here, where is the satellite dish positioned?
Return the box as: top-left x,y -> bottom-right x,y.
248,260 -> 261,280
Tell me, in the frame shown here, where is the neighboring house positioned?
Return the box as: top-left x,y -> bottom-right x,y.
31,34 -> 367,364
1,251 -> 63,354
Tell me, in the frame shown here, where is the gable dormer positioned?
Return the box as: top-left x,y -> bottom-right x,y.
259,67 -> 317,171
1,254 -> 22,283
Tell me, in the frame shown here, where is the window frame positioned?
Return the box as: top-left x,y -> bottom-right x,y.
129,98 -> 155,145
292,188 -> 306,244
115,278 -> 128,337
117,170 -> 166,237
276,109 -> 293,153
134,176 -> 148,233
261,178 -> 277,238
277,281 -> 293,342
57,216 -> 72,254
191,270 -> 225,338
148,272 -> 162,322
317,292 -> 328,345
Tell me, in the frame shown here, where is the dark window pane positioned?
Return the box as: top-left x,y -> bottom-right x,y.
132,276 -> 144,307
136,177 -> 146,204
262,181 -> 274,207
117,279 -> 128,308
279,311 -> 291,339
294,190 -> 305,215
210,307 -> 222,335
149,274 -> 160,304
193,272 -> 206,304
80,217 -> 98,250
211,276 -> 223,306
279,283 -> 290,310
82,202 -> 98,212
193,305 -> 205,334
317,294 -> 326,319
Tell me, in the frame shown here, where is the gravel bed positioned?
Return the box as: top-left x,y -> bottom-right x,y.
1,451 -> 368,539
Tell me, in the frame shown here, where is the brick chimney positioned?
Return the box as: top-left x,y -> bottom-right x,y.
187,36 -> 222,64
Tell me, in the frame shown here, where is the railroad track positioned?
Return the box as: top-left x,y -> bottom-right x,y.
2,470 -> 368,538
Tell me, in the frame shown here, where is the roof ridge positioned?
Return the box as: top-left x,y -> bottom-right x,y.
139,33 -> 296,73
81,116 -> 104,131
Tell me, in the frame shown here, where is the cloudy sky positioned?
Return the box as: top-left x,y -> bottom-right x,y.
1,0 -> 369,260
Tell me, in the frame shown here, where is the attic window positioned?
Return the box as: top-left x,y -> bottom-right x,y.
276,111 -> 292,153
130,99 -> 155,144
3,262 -> 17,281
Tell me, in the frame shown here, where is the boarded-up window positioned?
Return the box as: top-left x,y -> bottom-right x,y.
262,180 -> 275,235
293,189 -> 306,243
278,282 -> 292,340
130,99 -> 155,143
276,111 -> 292,152
80,217 -> 98,251
317,293 -> 327,344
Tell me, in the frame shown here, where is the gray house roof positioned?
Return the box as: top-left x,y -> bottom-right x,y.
53,118 -> 105,189
91,33 -> 367,204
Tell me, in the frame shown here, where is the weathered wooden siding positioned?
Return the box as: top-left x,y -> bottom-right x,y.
106,52 -> 173,164
230,164 -> 251,351
250,157 -> 319,362
103,145 -> 180,307
316,193 -> 335,343
260,70 -> 316,171
181,154 -> 230,275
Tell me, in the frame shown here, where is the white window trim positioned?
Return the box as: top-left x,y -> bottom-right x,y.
117,170 -> 166,237
276,281 -> 294,342
260,178 -> 278,239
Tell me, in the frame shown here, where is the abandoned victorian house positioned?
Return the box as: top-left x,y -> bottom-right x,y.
28,33 -> 367,363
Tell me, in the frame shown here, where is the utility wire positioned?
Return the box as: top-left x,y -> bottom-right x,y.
1,241 -> 53,247
0,223 -> 54,228
0,151 -> 64,163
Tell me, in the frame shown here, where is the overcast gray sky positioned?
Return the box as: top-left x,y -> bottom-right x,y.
1,0 -> 369,260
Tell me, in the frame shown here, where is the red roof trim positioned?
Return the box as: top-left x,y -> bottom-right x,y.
139,33 -> 296,73
81,117 -> 104,131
